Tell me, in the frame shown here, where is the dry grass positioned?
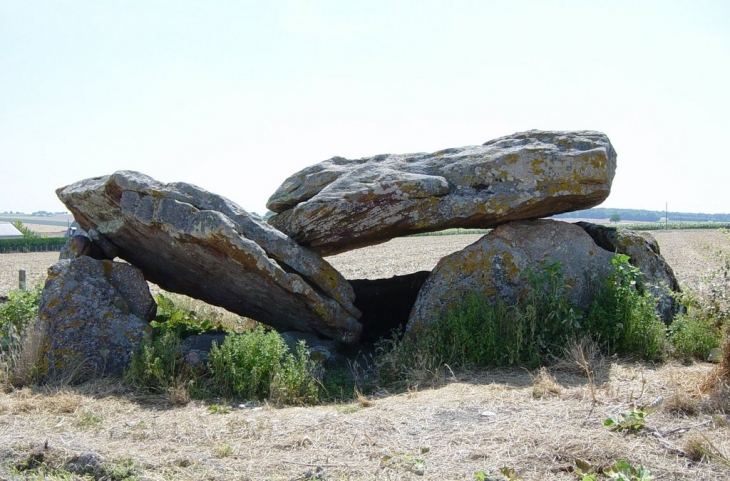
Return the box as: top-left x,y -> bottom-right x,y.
0,364 -> 728,479
531,366 -> 563,398
0,229 -> 729,479
1,320 -> 44,388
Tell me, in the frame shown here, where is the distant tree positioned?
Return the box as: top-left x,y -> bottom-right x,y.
11,221 -> 38,239
609,213 -> 621,223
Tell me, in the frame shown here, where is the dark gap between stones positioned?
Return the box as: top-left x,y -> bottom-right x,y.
349,271 -> 430,344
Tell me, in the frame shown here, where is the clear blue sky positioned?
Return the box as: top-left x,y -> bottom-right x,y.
1,1 -> 728,215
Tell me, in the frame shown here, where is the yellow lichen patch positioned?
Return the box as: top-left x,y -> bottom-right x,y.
501,252 -> 521,283
530,158 -> 545,175
503,153 -> 520,164
590,154 -> 605,169
556,138 -> 574,150
101,260 -> 114,277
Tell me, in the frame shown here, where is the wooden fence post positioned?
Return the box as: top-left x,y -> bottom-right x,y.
19,270 -> 26,291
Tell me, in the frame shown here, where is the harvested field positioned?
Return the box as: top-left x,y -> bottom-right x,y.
0,228 -> 729,480
2,228 -> 726,295
0,251 -> 59,296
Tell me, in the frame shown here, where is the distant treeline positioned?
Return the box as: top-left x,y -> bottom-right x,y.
555,208 -> 730,223
0,237 -> 66,253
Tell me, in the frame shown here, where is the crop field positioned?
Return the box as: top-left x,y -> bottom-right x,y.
0,228 -> 729,480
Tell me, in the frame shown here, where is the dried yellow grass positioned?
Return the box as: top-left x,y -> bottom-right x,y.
0,363 -> 728,480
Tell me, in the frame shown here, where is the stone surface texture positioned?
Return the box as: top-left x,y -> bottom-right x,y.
56,171 -> 362,344
268,130 -> 617,255
58,234 -> 108,261
407,219 -> 614,333
576,222 -> 682,323
38,256 -> 155,378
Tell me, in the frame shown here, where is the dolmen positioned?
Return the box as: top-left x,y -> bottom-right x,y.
43,129 -> 682,377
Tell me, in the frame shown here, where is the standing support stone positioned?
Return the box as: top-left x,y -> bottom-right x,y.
18,270 -> 26,291
38,256 -> 156,380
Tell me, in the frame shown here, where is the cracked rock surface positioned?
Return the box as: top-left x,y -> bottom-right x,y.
268,130 -> 617,255
57,171 -> 362,344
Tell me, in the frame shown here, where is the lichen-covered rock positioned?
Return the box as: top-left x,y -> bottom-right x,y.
58,234 -> 108,260
38,256 -> 155,379
576,222 -> 682,323
57,171 -> 362,344
180,332 -> 228,367
268,130 -> 617,255
406,219 -> 614,333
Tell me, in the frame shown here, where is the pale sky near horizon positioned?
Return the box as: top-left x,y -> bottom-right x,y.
1,1 -> 729,216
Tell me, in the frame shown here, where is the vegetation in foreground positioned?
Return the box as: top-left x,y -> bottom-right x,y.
2,251 -> 728,404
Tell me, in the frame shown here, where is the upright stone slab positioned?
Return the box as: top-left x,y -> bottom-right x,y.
268,130 -> 617,255
57,171 -> 362,344
38,256 -> 155,379
406,220 -> 614,334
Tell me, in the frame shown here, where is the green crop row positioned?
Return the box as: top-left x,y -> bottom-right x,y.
0,237 -> 66,253
620,222 -> 730,231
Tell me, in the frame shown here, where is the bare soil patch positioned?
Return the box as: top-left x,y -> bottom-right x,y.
1,229 -> 729,479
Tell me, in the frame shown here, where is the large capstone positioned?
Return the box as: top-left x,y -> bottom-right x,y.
56,171 -> 362,344
38,256 -> 155,379
267,130 -> 617,255
406,219 -> 614,334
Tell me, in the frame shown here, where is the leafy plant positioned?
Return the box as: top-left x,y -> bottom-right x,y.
208,326 -> 319,404
0,285 -> 42,342
474,468 -> 519,480
212,443 -> 233,458
208,404 -> 232,414
603,460 -> 654,480
573,458 -> 597,481
125,329 -> 182,392
153,294 -> 215,338
574,459 -> 653,481
380,452 -> 427,476
584,254 -> 666,361
603,407 -> 648,432
668,313 -> 720,360
126,294 -> 224,395
76,409 -> 104,429
520,260 -> 582,366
